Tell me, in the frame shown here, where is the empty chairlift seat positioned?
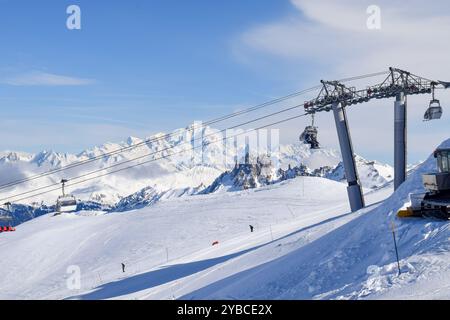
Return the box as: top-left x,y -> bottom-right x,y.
55,195 -> 78,213
424,99 -> 443,121
54,179 -> 78,214
424,83 -> 443,121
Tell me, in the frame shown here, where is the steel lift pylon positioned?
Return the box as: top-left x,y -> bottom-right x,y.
303,68 -> 449,212
394,91 -> 407,190
332,101 -> 365,211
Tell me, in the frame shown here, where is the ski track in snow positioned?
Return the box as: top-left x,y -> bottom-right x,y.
0,176 -> 387,300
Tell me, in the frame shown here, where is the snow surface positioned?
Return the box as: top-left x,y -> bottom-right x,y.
1,139 -> 447,300
10,127 -> 450,301
177,139 -> 450,300
326,155 -> 394,190
0,177 -> 354,298
0,174 -> 390,300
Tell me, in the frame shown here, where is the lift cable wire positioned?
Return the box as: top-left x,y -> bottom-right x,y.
0,102 -> 307,203
3,112 -> 309,204
0,70 -> 387,193
337,71 -> 390,83
0,85 -> 324,191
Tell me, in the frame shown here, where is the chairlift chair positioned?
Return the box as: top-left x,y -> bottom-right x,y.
55,195 -> 77,213
424,99 -> 443,121
0,215 -> 13,231
55,179 -> 77,214
424,84 -> 443,121
300,114 -> 320,149
0,214 -> 12,222
0,202 -> 15,232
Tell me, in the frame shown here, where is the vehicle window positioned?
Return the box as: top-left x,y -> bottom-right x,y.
441,151 -> 449,173
437,154 -> 443,172
438,151 -> 450,172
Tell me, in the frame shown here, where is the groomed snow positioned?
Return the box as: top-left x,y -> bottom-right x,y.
177,139 -> 450,300
0,139 -> 447,300
0,176 -> 389,300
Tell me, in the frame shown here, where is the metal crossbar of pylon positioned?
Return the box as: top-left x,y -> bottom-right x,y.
304,68 -> 449,113
302,67 -> 449,212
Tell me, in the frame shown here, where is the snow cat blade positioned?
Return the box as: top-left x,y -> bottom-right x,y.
397,206 -> 450,220
397,208 -> 421,218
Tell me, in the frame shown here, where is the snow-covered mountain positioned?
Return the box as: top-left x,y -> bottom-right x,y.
326,155 -> 394,189
278,143 -> 341,170
201,154 -> 279,193
201,156 -> 329,195
0,124 -> 231,206
0,122 -> 393,226
115,185 -> 204,212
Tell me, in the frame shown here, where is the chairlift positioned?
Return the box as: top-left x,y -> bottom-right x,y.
1,202 -> 12,215
424,84 -> 443,121
0,202 -> 12,218
300,114 -> 320,149
0,226 -> 15,233
55,179 -> 77,214
0,214 -> 12,223
0,202 -> 15,233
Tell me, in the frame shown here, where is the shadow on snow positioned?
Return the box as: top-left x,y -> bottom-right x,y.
67,209 -> 358,300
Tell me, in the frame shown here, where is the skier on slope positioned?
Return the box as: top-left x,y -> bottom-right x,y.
121,263 -> 126,273
249,225 -> 254,233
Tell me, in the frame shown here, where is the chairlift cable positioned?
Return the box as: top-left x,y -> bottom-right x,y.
5,112 -> 309,204
0,102 -> 306,202
0,85 -> 323,190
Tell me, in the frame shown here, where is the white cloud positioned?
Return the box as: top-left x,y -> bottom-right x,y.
239,0 -> 450,76
3,71 -> 95,86
234,0 -> 450,163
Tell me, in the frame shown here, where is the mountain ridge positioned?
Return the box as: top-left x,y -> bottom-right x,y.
0,123 -> 394,225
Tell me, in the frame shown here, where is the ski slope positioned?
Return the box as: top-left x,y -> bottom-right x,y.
177,139 -> 450,300
0,176 -> 389,300
0,139 -> 447,300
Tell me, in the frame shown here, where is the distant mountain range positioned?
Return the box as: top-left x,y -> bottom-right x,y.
0,123 -> 394,225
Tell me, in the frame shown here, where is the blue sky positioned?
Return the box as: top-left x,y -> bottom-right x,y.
0,0 -> 307,151
0,0 -> 449,164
